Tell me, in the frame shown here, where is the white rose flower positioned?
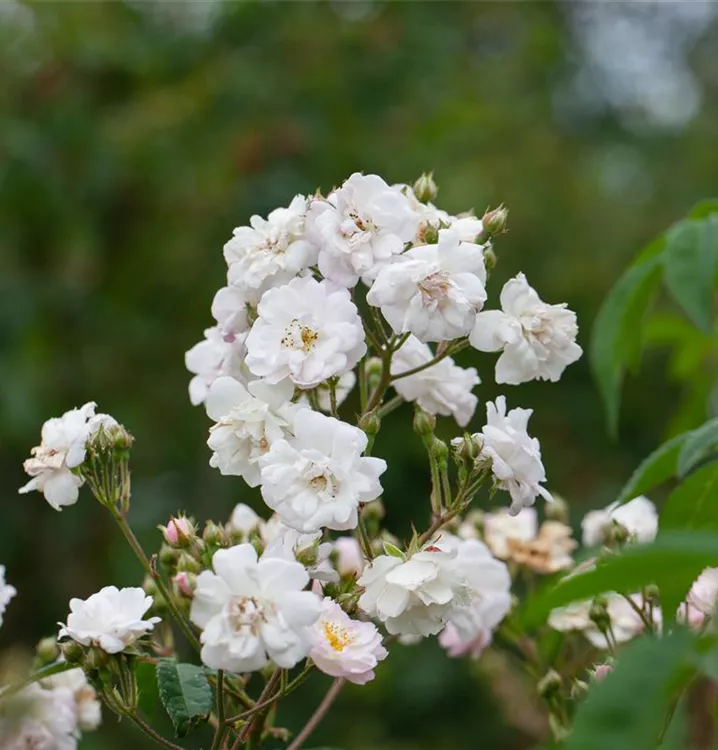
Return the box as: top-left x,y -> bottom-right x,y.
367,229 -> 487,342
437,536 -> 512,659
185,326 -> 251,406
58,586 -> 160,654
478,396 -> 552,514
0,683 -> 78,750
307,173 -> 420,287
259,410 -> 386,533
245,276 -> 366,389
19,402 -> 115,511
223,195 -> 317,301
470,273 -> 582,385
43,668 -> 101,732
581,496 -> 658,547
357,545 -> 470,636
228,503 -> 262,536
0,565 -> 17,629
212,286 -> 252,335
391,335 -> 479,427
205,376 -> 302,487
310,598 -> 387,685
190,544 -> 320,672
483,507 -> 538,559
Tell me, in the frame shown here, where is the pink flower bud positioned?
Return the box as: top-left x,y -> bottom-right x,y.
160,516 -> 194,547
592,663 -> 613,682
173,571 -> 195,597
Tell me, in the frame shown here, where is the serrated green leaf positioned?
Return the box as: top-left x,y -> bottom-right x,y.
677,417 -> 718,477
616,432 -> 688,504
564,629 -> 694,750
661,462 -> 718,535
590,240 -> 664,437
157,659 -> 212,737
136,660 -> 160,721
521,531 -> 718,628
663,219 -> 718,333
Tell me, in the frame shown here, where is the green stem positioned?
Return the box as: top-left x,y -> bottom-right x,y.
377,395 -> 403,419
128,712 -> 187,750
287,678 -> 346,750
392,340 -> 469,380
0,661 -> 76,702
210,670 -> 226,750
112,511 -> 201,653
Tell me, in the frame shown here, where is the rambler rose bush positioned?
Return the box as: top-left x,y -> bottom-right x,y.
5,176 -> 718,750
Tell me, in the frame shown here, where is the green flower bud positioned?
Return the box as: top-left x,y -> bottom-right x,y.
413,408 -> 436,437
412,172 -> 438,204
482,205 -> 509,236
358,411 -> 381,437
36,637 -> 60,666
60,641 -> 85,665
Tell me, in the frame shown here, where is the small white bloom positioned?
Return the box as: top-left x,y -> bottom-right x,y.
470,273 -> 582,385
0,683 -> 78,750
483,508 -> 538,559
43,668 -> 101,732
357,545 -> 470,636
261,517 -> 338,583
212,286 -> 252,335
334,536 -> 365,577
310,598 -> 387,684
260,410 -> 386,533
185,326 -> 251,406
367,229 -> 487,342
401,185 -> 484,244
581,496 -> 658,547
19,402 -> 114,511
391,335 -> 479,427
190,544 -> 320,672
548,593 -> 647,649
223,195 -> 317,301
436,536 -> 512,659
206,376 -> 302,487
0,565 -> 17,629
245,276 -> 366,389
58,586 -> 160,654
307,173 -> 420,287
478,396 -> 552,514
228,503 -> 262,536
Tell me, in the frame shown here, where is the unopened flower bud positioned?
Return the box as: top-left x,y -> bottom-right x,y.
413,172 -> 438,204
589,596 -> 611,633
142,576 -> 159,598
176,551 -> 201,574
60,641 -> 85,666
482,205 -> 509,237
361,498 -> 385,523
159,516 -> 196,548
431,438 -> 449,464
36,637 -> 59,666
606,520 -> 631,547
159,544 -> 180,568
570,679 -> 589,699
537,669 -> 562,699
364,357 -> 383,390
358,411 -> 381,438
202,521 -> 228,547
413,408 -> 436,437
544,494 -> 569,524
173,571 -> 196,598
591,663 -> 613,682
84,647 -> 110,673
644,584 -> 660,605
483,245 -> 497,272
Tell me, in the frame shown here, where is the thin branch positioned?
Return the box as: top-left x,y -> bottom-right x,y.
0,660 -> 76,702
128,712 -> 186,750
210,670 -> 226,750
391,340 -> 470,380
287,678 -> 346,750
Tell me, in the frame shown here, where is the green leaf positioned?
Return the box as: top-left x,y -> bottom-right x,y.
521,531 -> 718,628
156,659 -> 212,737
661,462 -> 718,535
663,219 -> 718,333
616,432 -> 688,504
590,240 -> 664,437
564,629 -> 694,750
688,199 -> 718,220
677,417 -> 718,477
136,660 -> 160,721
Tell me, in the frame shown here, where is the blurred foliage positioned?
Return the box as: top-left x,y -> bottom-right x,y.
2,2 -> 718,748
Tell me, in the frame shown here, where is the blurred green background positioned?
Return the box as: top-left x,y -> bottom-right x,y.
2,1 -> 718,748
